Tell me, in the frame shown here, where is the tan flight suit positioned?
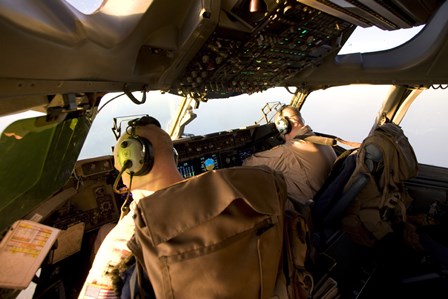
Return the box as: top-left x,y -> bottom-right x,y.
243,125 -> 337,206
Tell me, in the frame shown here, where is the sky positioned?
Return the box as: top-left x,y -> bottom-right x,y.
338,25 -> 423,54
64,0 -> 103,14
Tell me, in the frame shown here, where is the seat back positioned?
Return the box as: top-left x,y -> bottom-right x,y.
312,148 -> 357,230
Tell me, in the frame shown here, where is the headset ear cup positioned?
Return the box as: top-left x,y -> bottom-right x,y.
275,116 -> 291,135
117,137 -> 154,176
137,137 -> 154,175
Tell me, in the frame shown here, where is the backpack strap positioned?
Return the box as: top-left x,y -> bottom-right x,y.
127,260 -> 156,299
129,264 -> 138,299
281,208 -> 314,298
294,134 -> 361,148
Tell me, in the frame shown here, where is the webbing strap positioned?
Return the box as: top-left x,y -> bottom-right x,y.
294,135 -> 361,148
129,264 -> 138,299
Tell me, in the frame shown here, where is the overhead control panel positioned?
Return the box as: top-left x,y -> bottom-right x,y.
141,0 -> 444,99
168,0 -> 355,99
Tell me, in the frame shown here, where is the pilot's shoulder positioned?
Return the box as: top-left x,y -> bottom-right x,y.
243,146 -> 285,165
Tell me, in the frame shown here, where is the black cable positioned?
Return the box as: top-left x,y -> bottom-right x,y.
285,86 -> 298,95
97,92 -> 126,114
123,84 -> 147,105
431,84 -> 448,90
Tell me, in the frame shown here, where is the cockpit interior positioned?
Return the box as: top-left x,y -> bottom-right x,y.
0,0 -> 447,298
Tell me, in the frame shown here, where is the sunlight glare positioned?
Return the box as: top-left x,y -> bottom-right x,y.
63,0 -> 153,16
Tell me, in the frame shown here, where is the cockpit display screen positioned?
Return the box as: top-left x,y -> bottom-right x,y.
238,149 -> 253,163
177,160 -> 199,178
200,154 -> 219,172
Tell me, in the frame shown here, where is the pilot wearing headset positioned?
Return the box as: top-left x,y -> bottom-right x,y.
78,117 -> 184,299
243,105 -> 337,208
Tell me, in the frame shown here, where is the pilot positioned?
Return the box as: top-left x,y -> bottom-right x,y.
78,117 -> 184,299
243,105 -> 337,209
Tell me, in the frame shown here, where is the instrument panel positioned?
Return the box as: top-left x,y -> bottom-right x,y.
174,123 -> 279,178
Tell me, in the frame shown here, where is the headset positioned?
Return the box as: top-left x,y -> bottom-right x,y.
275,105 -> 292,135
113,116 -> 161,218
116,115 -> 161,176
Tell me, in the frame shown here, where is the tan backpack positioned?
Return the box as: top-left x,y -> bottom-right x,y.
341,123 -> 419,247
127,166 -> 313,299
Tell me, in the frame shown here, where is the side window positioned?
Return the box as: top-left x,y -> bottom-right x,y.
400,88 -> 448,167
79,91 -> 183,160
300,85 -> 389,142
